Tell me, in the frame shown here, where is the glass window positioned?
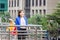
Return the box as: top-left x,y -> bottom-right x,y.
9,10 -> 10,13
32,10 -> 34,15
43,9 -> 46,14
12,10 -> 13,15
39,0 -> 42,6
25,0 -> 28,7
9,1 -> 10,7
39,10 -> 42,14
12,0 -> 13,7
32,0 -> 34,6
36,0 -> 38,6
0,3 -> 5,8
43,0 -> 46,6
17,0 -> 19,6
36,10 -> 38,13
12,10 -> 13,18
29,0 -> 30,7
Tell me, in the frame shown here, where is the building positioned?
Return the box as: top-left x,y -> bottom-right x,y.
8,0 -> 60,20
8,0 -> 24,20
26,0 -> 59,17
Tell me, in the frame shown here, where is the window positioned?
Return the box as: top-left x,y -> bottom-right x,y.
39,10 -> 42,14
25,9 -> 30,18
12,0 -> 13,7
12,10 -> 13,18
32,0 -> 34,6
25,0 -> 28,7
0,3 -> 5,8
9,1 -> 10,7
43,9 -> 46,14
9,10 -> 10,13
14,10 -> 16,18
12,10 -> 13,14
29,0 -> 30,7
17,10 -> 19,13
32,10 -> 34,15
36,0 -> 38,6
39,0 -> 42,6
43,0 -> 46,6
17,0 -> 19,6
36,10 -> 38,13
14,0 -> 16,7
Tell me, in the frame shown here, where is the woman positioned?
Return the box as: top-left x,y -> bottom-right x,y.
15,10 -> 28,40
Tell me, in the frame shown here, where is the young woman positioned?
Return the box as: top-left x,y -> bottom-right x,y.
15,10 -> 28,40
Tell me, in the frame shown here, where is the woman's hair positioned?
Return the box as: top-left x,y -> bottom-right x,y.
18,10 -> 23,16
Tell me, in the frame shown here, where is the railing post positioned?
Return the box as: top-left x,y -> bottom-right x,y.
34,27 -> 37,40
9,29 -> 10,40
40,27 -> 43,40
28,26 -> 30,40
0,27 -> 1,40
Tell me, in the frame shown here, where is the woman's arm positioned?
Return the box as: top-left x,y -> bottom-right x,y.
15,18 -> 18,25
15,18 -> 20,30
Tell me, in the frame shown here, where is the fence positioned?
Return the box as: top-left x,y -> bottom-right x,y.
0,25 -> 48,40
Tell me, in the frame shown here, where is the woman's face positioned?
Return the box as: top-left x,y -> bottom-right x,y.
20,11 -> 25,17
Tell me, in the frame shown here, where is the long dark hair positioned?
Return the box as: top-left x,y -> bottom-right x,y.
18,10 -> 23,16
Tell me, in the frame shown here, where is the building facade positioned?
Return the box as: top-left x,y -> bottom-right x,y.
8,0 -> 24,20
29,0 -> 59,17
8,0 -> 59,20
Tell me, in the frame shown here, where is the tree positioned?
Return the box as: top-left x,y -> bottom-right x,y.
28,14 -> 48,30
46,3 -> 60,39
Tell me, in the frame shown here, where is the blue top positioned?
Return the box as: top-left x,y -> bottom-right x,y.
15,16 -> 28,30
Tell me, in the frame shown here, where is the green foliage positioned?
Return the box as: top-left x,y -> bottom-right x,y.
28,2 -> 60,37
46,3 -> 60,37
28,14 -> 42,25
47,3 -> 60,24
0,12 -> 10,22
41,16 -> 48,30
28,14 -> 48,30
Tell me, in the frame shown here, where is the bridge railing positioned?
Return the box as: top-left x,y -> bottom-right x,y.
0,25 -> 48,40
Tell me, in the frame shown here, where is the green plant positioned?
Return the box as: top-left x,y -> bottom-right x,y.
28,14 -> 48,30
0,12 -> 10,22
46,3 -> 60,37
28,14 -> 42,25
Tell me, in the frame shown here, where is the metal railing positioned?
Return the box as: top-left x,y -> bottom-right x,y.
0,25 -> 48,40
